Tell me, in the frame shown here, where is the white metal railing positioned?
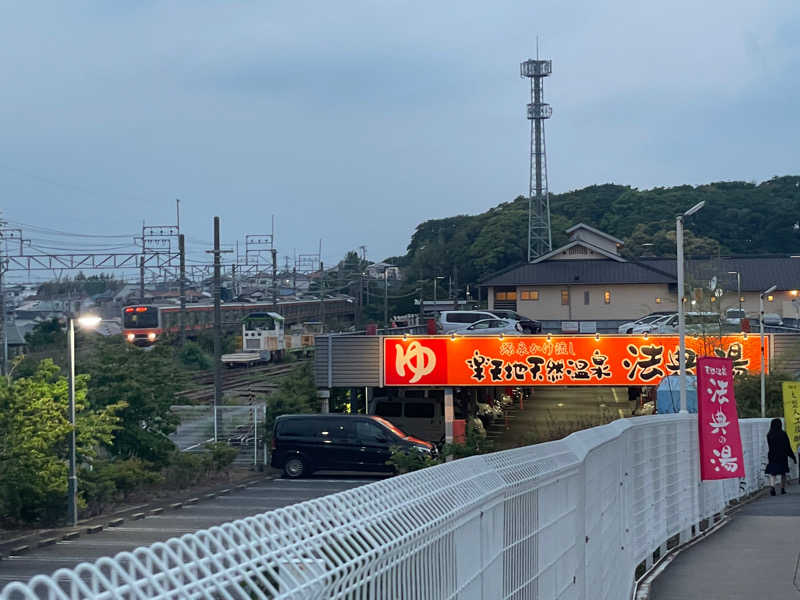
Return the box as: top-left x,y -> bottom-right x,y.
0,415 -> 770,600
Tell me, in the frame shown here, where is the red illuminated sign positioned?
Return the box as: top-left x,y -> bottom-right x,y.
383,335 -> 765,387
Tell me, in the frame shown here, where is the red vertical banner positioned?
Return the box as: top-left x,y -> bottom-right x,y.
697,356 -> 745,480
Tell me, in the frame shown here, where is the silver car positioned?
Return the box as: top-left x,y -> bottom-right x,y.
456,318 -> 523,336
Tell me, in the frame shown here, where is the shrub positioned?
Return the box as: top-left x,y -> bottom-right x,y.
178,342 -> 213,371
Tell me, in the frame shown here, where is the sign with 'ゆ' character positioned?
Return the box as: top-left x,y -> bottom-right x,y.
697,356 -> 745,480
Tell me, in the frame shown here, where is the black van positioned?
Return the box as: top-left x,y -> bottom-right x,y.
270,414 -> 435,478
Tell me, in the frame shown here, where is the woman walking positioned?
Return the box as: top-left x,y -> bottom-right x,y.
765,418 -> 796,496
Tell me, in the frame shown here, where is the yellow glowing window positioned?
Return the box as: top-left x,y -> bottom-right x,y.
561,290 -> 569,305
604,290 -> 611,304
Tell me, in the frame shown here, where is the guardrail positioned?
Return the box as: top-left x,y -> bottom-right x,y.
0,415 -> 770,600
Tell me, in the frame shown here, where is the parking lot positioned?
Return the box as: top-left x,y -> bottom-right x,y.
0,475 -> 379,589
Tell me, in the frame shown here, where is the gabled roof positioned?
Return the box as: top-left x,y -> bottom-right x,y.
482,259 -> 675,287
531,239 -> 627,264
481,255 -> 800,290
565,223 -> 625,246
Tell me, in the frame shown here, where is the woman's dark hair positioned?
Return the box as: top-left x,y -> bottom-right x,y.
769,418 -> 783,435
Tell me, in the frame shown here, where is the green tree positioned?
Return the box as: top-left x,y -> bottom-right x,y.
84,338 -> 181,466
263,362 -> 319,438
0,359 -> 124,524
24,318 -> 66,351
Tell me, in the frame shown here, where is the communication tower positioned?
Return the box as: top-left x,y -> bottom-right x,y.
521,52 -> 553,261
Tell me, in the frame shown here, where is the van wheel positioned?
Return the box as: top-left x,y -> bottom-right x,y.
283,457 -> 306,479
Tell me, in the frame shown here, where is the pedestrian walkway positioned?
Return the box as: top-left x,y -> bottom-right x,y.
651,483 -> 800,599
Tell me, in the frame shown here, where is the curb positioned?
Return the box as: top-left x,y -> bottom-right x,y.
0,472 -> 274,560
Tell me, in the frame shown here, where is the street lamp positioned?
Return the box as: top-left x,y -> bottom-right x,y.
67,314 -> 102,527
433,276 -> 444,303
727,271 -> 742,316
677,200 -> 705,413
759,284 -> 776,418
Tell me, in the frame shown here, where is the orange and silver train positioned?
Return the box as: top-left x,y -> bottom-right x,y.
122,298 -> 355,346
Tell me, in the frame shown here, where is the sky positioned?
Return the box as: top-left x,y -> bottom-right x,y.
0,1 -> 798,282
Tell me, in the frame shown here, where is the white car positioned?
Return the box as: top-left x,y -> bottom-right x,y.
618,313 -> 669,334
762,313 -> 783,326
631,314 -> 677,334
456,318 -> 522,336
723,308 -> 746,326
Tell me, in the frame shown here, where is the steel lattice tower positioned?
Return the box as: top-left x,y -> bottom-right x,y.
521,56 -> 553,261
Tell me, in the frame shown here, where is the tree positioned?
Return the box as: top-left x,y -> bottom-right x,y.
263,362 -> 319,438
24,318 -> 66,351
0,360 -> 124,524
83,338 -> 181,466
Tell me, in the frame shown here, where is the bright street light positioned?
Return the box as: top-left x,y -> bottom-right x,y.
67,314 -> 101,527
677,202 -> 705,413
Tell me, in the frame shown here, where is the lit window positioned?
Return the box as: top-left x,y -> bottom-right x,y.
739,296 -> 745,302
767,295 -> 774,302
496,292 -> 506,301
655,297 -> 662,304
604,290 -> 611,304
521,290 -> 540,301
561,290 -> 569,305
584,291 -> 590,305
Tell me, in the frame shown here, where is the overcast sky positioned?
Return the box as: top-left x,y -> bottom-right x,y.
0,1 -> 798,280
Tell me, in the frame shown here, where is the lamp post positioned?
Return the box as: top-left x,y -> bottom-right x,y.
67,314 -> 102,527
760,284 -> 776,418
727,271 -> 742,315
677,200 -> 705,414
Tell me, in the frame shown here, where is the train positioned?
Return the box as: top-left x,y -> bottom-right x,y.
122,297 -> 355,346
221,312 -> 321,366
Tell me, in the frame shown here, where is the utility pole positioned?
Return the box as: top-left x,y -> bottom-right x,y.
271,248 -> 278,306
384,267 -> 389,328
206,217 -> 231,442
139,256 -> 145,304
0,263 -> 4,378
231,264 -> 237,300
319,261 -> 325,332
179,234 -> 186,346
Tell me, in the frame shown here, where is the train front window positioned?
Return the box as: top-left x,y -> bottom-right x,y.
244,314 -> 276,331
123,307 -> 158,329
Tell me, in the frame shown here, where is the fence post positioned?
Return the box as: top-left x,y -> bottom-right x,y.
254,402 -> 258,469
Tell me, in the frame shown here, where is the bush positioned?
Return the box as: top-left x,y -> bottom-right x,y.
206,442 -> 238,471
79,458 -> 164,517
386,430 -> 494,474
178,342 -> 213,371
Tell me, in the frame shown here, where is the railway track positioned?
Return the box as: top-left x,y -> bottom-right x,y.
176,361 -> 305,403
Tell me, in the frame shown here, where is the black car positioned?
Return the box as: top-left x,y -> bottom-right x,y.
270,414 -> 435,478
488,309 -> 542,334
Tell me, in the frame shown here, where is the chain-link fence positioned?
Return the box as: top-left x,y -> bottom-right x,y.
169,404 -> 268,468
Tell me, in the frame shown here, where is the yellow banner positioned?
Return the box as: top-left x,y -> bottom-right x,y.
782,381 -> 800,453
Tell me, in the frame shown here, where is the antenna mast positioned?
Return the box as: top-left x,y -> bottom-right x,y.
521,45 -> 553,261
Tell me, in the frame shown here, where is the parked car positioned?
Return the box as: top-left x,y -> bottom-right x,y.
436,310 -> 502,333
456,318 -> 523,336
372,390 -> 444,443
270,414 -> 434,478
631,313 -> 676,334
723,308 -> 747,326
762,313 -> 784,326
487,309 -> 542,333
618,312 -> 672,334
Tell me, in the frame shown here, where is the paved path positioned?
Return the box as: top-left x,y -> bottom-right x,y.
0,475 -> 378,591
651,483 -> 800,599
